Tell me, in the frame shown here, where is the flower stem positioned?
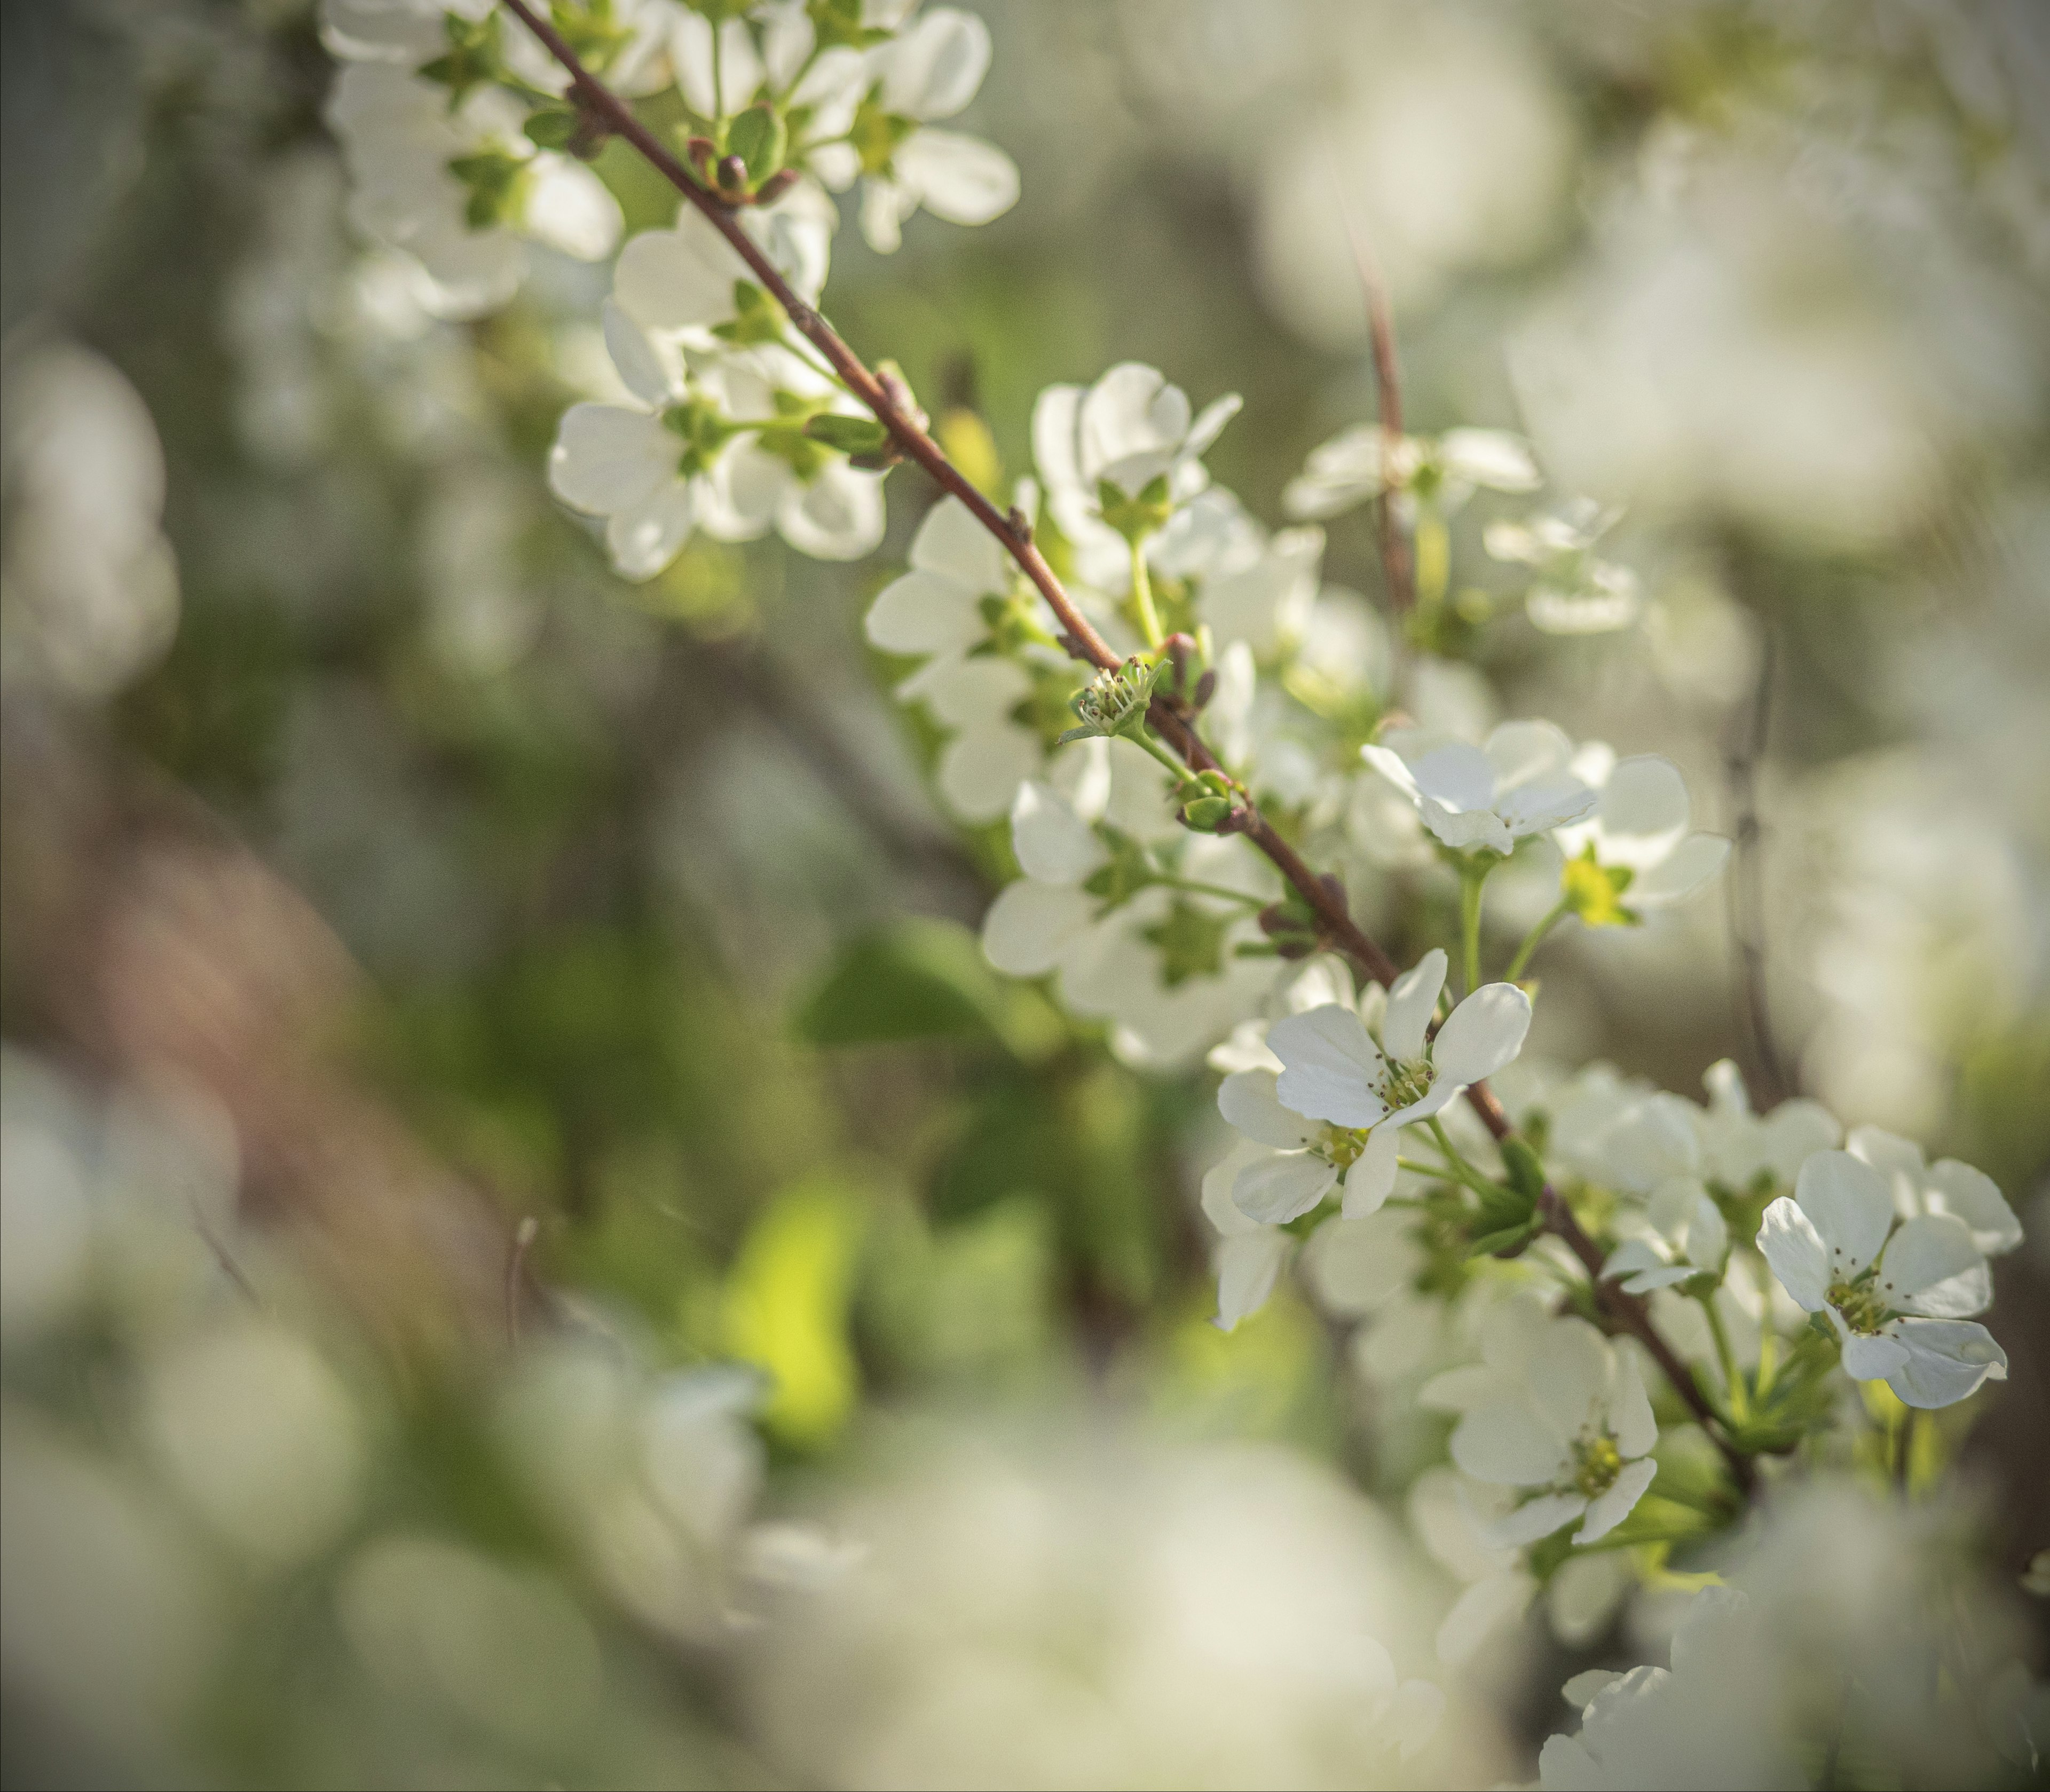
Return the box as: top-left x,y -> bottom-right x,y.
1699,1291 -> 1746,1423
1458,861 -> 1491,996
1158,876 -> 1262,907
1130,539 -> 1164,649
1505,895 -> 1571,983
1123,724 -> 1189,781
1415,505 -> 1449,609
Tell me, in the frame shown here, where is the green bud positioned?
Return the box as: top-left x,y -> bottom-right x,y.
803,414 -> 891,456
1181,796 -> 1234,831
1060,655 -> 1163,744
728,104 -> 788,183
1499,1138 -> 1548,1204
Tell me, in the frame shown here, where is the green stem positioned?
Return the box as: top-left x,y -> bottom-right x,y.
1415,504 -> 1449,610
1122,725 -> 1188,780
1425,1117 -> 1499,1201
1130,539 -> 1164,649
1458,861 -> 1491,996
1505,895 -> 1571,983
1158,877 -> 1263,908
1699,1291 -> 1746,1423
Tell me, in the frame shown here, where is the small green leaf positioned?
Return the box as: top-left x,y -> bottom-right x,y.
1500,1137 -> 1549,1204
728,104 -> 789,183
1466,1220 -> 1538,1259
524,106 -> 580,151
803,413 -> 891,456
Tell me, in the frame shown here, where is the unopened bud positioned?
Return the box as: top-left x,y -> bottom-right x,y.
1182,796 -> 1234,831
753,168 -> 800,205
686,135 -> 716,177
718,153 -> 747,193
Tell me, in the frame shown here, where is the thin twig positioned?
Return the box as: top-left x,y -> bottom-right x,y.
1334,186 -> 1416,614
496,0 -> 1753,1490
1725,631 -> 1789,1107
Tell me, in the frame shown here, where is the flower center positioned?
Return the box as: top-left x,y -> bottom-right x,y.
1571,1432 -> 1623,1498
1319,1123 -> 1373,1170
1827,1278 -> 1890,1336
1382,1058 -> 1433,1110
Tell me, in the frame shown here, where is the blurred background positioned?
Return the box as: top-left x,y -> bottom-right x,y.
3,0 -> 2047,1785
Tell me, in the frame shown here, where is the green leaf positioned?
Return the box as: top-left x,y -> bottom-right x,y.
1466,1220 -> 1538,1258
1500,1136 -> 1549,1203
728,104 -> 788,183
524,106 -> 580,151
794,918 -> 1022,1049
803,413 -> 891,456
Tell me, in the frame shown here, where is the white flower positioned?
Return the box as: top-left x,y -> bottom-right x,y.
323,63 -> 621,318
1215,950 -> 1529,1225
1847,1125 -> 2022,1257
1601,1177 -> 1729,1294
611,184 -> 837,348
548,306 -> 884,579
1361,720 -> 1597,857
1484,500 -> 1642,635
1552,745 -> 1730,916
1283,425 -> 1539,523
799,7 -> 1020,253
1201,1141 -> 1294,1331
1692,1060 -> 1840,1191
1033,363 -> 1242,586
1436,1308 -> 1660,1546
1759,1150 -> 2009,1409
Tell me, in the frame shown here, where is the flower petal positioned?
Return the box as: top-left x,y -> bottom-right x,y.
1383,949 -> 1446,1063
895,130 -> 1020,226
1795,1150 -> 1893,1278
1342,1125 -> 1401,1217
612,217 -> 740,338
1440,428 -> 1541,492
603,478 -> 696,580
1876,1213 -> 1991,1319
1217,1069 -> 1320,1151
908,492 -> 1009,589
1430,983 -> 1532,1088
1923,1159 -> 2022,1256
980,878 -> 1093,976
1608,1357 -> 1658,1459
1452,1398 -> 1569,1487
880,7 -> 991,120
1010,780 -> 1105,886
547,404 -> 675,514
779,462 -> 885,559
1213,1229 -> 1291,1331
1588,755 -> 1690,870
1756,1195 -> 1830,1312
864,570 -> 983,656
1483,720 -> 1576,791
1527,1316 -> 1612,1446
1303,1209 -> 1417,1315
1883,1319 -> 2008,1409
1233,1150 -> 1338,1226
601,300 -> 677,408
1270,1005 -> 1389,1128
936,724 -> 1039,825
1576,1456 -> 1657,1543
1831,1312 -> 1911,1382
1485,1490 -> 1588,1549
1627,833 -> 1731,909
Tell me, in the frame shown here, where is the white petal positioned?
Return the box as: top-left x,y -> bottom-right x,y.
613,217 -> 742,338
672,13 -> 762,117
1608,1357 -> 1658,1459
1576,1457 -> 1657,1543
1485,1491 -> 1589,1549
1527,1317 -> 1611,1445
1304,1209 -> 1417,1315
778,463 -> 886,560
1270,1005 -> 1390,1128
1342,1125 -> 1401,1217
1833,1314 -> 1911,1381
1497,776 -> 1598,838
1440,428 -> 1541,492
696,441 -> 785,540
1756,1196 -> 1830,1312
1923,1159 -> 2022,1256
1390,1679 -> 1444,1763
603,478 -> 696,580
980,878 -> 1093,976
1436,1572 -> 1535,1666
1213,1229 -> 1291,1330
600,300 -> 677,408
1182,392 -> 1243,462
1883,1319 -> 2008,1409
521,157 -> 622,260
1233,1150 -> 1338,1226
1628,834 -> 1731,908
880,6 -> 991,119
937,724 -> 1039,824
1876,1213 -> 1991,1319
1452,1399 -> 1569,1487
1430,984 -> 1532,1088
1010,780 -> 1105,886
909,493 -> 1009,589
1408,740 -> 1500,812
896,130 -> 1021,226
1218,1070 -> 1321,1151
548,404 -> 675,514
901,652 -> 1029,730
1795,1150 -> 1894,1278
1030,384 -> 1085,510
864,570 -> 983,656
1589,756 -> 1690,870
859,176 -> 910,253
1383,949 -> 1446,1063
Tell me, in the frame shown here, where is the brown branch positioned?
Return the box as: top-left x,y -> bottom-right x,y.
1337,202 -> 1416,614
497,0 -> 1751,1489
1725,631 -> 1789,1107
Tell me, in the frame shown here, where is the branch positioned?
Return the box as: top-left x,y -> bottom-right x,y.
1725,630 -> 1790,1107
1337,201 -> 1416,614
498,1 -> 1749,1489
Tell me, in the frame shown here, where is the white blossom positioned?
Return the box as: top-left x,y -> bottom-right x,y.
797,7 -> 1020,254
610,185 -> 837,348
1283,425 -> 1539,523
547,306 -> 884,579
1552,744 -> 1730,915
1214,950 -> 1529,1225
1033,364 -> 1242,586
1484,499 -> 1642,635
1433,1307 -> 1660,1546
1847,1124 -> 2022,1257
1759,1150 -> 2009,1409
1361,720 -> 1597,857
1691,1060 -> 1840,1190
1602,1177 -> 1730,1294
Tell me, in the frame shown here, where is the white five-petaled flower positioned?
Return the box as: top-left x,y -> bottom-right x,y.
1692,1059 -> 1841,1191
1484,499 -> 1642,636
548,305 -> 884,579
798,7 -> 1021,253
1602,1177 -> 1730,1294
1215,949 -> 1531,1226
1433,1308 -> 1660,1547
1033,363 -> 1243,586
1361,720 -> 1597,857
1847,1125 -> 2022,1258
1759,1150 -> 2009,1409
1283,426 -> 1540,524
865,494 -> 1064,822
1552,743 -> 1731,917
